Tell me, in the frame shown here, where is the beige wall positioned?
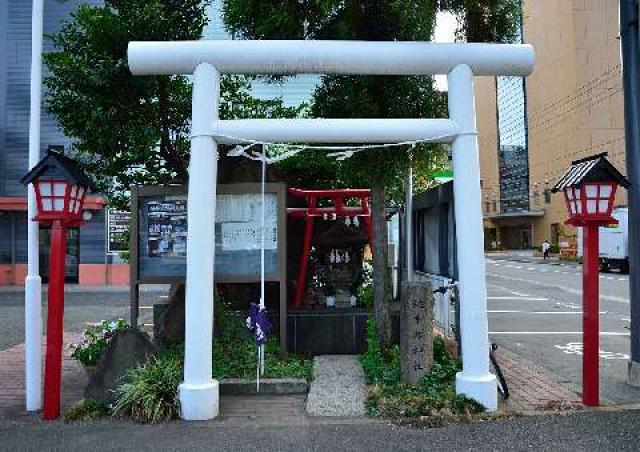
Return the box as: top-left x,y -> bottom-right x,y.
477,0 -> 627,247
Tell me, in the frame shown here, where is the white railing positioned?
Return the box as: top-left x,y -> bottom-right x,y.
415,272 -> 456,340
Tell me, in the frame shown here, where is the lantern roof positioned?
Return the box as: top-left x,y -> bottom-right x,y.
551,152 -> 630,193
21,149 -> 95,190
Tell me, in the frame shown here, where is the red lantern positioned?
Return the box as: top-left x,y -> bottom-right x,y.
22,149 -> 94,420
552,153 -> 630,407
32,179 -> 88,224
561,182 -> 618,226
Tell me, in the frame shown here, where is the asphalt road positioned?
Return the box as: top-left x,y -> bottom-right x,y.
1,410 -> 640,451
0,286 -> 165,351
486,255 -> 640,404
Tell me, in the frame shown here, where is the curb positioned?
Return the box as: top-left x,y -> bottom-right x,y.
220,378 -> 309,396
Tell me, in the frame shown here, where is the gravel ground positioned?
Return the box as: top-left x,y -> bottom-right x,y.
306,355 -> 366,417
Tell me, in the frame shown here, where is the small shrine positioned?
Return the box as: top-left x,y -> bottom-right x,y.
287,188 -> 372,310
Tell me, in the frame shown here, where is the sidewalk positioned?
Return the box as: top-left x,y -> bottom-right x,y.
497,347 -> 582,412
486,250 -> 565,264
0,284 -> 170,294
0,333 -> 85,420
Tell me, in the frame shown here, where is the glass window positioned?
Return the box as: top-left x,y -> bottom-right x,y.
496,4 -> 529,213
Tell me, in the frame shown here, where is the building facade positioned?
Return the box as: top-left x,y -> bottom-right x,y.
477,0 -> 627,250
0,0 -> 316,285
0,0 -> 123,285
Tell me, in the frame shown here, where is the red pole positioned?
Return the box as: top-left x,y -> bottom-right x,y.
42,221 -> 66,420
582,222 -> 600,406
293,217 -> 314,309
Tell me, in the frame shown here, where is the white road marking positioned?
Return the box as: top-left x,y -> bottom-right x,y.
486,272 -> 630,304
526,268 -> 535,271
554,342 -> 630,360
555,301 -> 581,310
489,331 -> 629,336
618,278 -> 627,281
488,310 -> 607,315
487,296 -> 548,301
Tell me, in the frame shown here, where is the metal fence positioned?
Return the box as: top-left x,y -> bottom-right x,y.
415,271 -> 456,340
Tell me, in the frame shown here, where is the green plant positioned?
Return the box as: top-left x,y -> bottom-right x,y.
70,319 -> 129,366
113,318 -> 312,423
362,324 -> 485,422
63,398 -> 111,422
112,346 -> 183,423
360,316 -> 400,384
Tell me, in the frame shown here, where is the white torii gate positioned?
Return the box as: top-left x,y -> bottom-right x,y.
127,40 -> 534,420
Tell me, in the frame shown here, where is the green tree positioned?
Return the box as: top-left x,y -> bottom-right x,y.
440,0 -> 522,43
44,0 -> 301,208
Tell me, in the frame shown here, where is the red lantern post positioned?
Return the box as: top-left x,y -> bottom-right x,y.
21,150 -> 93,419
552,154 -> 630,406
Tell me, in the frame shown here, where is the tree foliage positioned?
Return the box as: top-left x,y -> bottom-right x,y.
44,0 -> 301,208
441,0 -> 522,43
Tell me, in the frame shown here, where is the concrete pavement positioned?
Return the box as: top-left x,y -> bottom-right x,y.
0,285 -> 167,351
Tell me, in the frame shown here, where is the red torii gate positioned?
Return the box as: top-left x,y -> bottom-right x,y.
287,188 -> 373,309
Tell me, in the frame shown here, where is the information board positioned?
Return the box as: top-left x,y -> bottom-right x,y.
132,185 -> 285,282
107,209 -> 131,254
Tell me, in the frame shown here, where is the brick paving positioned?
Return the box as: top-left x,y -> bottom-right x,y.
497,347 -> 582,412
0,333 -> 85,420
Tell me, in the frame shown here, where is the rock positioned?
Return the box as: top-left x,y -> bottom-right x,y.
400,281 -> 434,385
84,329 -> 156,404
155,283 -> 185,347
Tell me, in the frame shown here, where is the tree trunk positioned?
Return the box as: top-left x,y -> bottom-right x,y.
370,175 -> 392,355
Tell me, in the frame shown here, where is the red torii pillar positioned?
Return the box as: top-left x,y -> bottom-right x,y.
287,188 -> 373,309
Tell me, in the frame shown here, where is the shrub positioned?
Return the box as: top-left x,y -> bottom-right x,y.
63,398 -> 110,422
112,346 -> 183,423
362,323 -> 485,422
360,316 -> 400,384
70,319 -> 129,366
112,318 -> 312,423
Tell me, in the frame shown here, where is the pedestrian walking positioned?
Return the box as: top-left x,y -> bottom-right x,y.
542,239 -> 551,260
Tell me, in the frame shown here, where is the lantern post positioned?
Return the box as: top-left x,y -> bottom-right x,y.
552,153 -> 630,406
21,149 -> 94,420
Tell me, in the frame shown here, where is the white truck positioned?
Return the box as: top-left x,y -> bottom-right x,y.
577,207 -> 629,273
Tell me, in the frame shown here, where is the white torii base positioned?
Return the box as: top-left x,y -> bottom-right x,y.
126,40 -> 533,419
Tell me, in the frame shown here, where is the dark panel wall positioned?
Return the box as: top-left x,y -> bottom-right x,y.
80,209 -> 106,264
0,0 -> 102,197
0,212 -> 14,263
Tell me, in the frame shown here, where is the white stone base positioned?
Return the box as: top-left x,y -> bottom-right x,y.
456,371 -> 498,412
179,380 -> 219,420
628,361 -> 640,387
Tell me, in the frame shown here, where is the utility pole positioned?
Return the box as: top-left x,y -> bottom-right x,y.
25,0 -> 44,411
620,0 -> 640,386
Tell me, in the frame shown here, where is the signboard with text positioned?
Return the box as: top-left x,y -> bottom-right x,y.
107,209 -> 131,254
131,184 -> 286,283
